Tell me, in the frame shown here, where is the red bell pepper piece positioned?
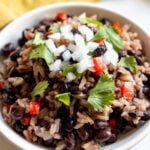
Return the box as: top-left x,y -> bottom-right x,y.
121,82 -> 134,100
21,114 -> 31,126
29,101 -> 41,116
56,12 -> 67,21
109,118 -> 116,128
93,57 -> 106,75
96,38 -> 105,45
113,22 -> 123,35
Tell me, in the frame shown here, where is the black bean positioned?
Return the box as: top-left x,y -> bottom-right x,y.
106,134 -> 117,143
64,118 -> 74,132
135,55 -> 143,65
10,104 -> 25,120
71,28 -> 80,34
116,117 -> 127,132
81,86 -> 89,94
2,88 -> 17,104
23,73 -> 35,83
127,49 -> 136,56
10,50 -> 20,61
59,83 -> 70,93
9,67 -> 21,77
42,138 -> 54,146
93,45 -> 107,57
36,119 -> 50,130
100,18 -> 111,25
143,87 -> 150,100
13,121 -> 26,133
141,111 -> 150,121
70,84 -> 80,94
93,120 -> 108,129
75,127 -> 89,141
110,108 -> 122,118
1,43 -> 15,56
95,127 -> 112,143
65,133 -> 76,150
18,30 -> 28,46
129,112 -> 137,118
119,50 -> 127,58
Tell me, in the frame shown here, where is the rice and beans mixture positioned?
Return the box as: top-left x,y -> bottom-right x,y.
0,12 -> 150,150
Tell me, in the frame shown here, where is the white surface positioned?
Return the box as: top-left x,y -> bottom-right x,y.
0,0 -> 150,149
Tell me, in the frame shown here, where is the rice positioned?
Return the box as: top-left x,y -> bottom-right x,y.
0,12 -> 150,150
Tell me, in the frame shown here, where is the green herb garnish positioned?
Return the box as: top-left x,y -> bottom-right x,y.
63,64 -> 83,80
88,74 -> 115,112
92,25 -> 123,52
118,56 -> 138,73
32,32 -> 45,45
31,80 -> 49,98
50,25 -> 61,33
29,44 -> 54,66
55,92 -> 71,106
85,18 -> 103,27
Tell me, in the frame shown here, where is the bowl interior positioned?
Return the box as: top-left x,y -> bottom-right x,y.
0,3 -> 150,150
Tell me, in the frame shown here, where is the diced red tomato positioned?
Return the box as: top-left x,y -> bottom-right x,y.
109,118 -> 116,128
96,38 -> 105,45
21,114 -> 31,126
121,82 -> 134,100
93,57 -> 106,75
0,81 -> 4,90
113,22 -> 123,35
56,12 -> 67,21
29,101 -> 41,116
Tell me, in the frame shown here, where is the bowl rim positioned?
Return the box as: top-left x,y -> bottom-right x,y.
0,2 -> 150,150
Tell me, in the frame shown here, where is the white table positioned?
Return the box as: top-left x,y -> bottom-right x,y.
0,0 -> 150,149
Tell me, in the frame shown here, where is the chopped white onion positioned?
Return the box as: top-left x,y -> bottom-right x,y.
77,58 -> 94,73
46,39 -> 57,53
60,24 -> 72,33
49,59 -> 62,71
66,72 -> 76,81
74,34 -> 85,47
55,45 -> 66,56
62,50 -> 72,61
67,43 -> 80,52
103,41 -> 119,66
48,33 -> 61,40
86,42 -> 99,52
78,25 -> 94,41
78,12 -> 86,23
62,32 -> 74,40
61,61 -> 70,68
71,48 -> 90,62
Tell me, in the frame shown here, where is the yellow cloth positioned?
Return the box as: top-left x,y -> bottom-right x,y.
0,0 -> 97,29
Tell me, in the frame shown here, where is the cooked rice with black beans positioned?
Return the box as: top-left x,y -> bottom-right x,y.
0,12 -> 150,150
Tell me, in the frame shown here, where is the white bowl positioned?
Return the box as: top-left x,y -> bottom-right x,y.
0,2 -> 150,150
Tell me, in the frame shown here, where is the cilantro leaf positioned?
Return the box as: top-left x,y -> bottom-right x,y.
63,64 -> 83,80
85,18 -> 103,27
118,56 -> 138,73
31,80 -> 49,98
92,25 -> 123,52
50,25 -> 61,33
29,44 -> 54,66
88,74 -> 115,112
32,32 -> 45,45
55,92 -> 71,106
